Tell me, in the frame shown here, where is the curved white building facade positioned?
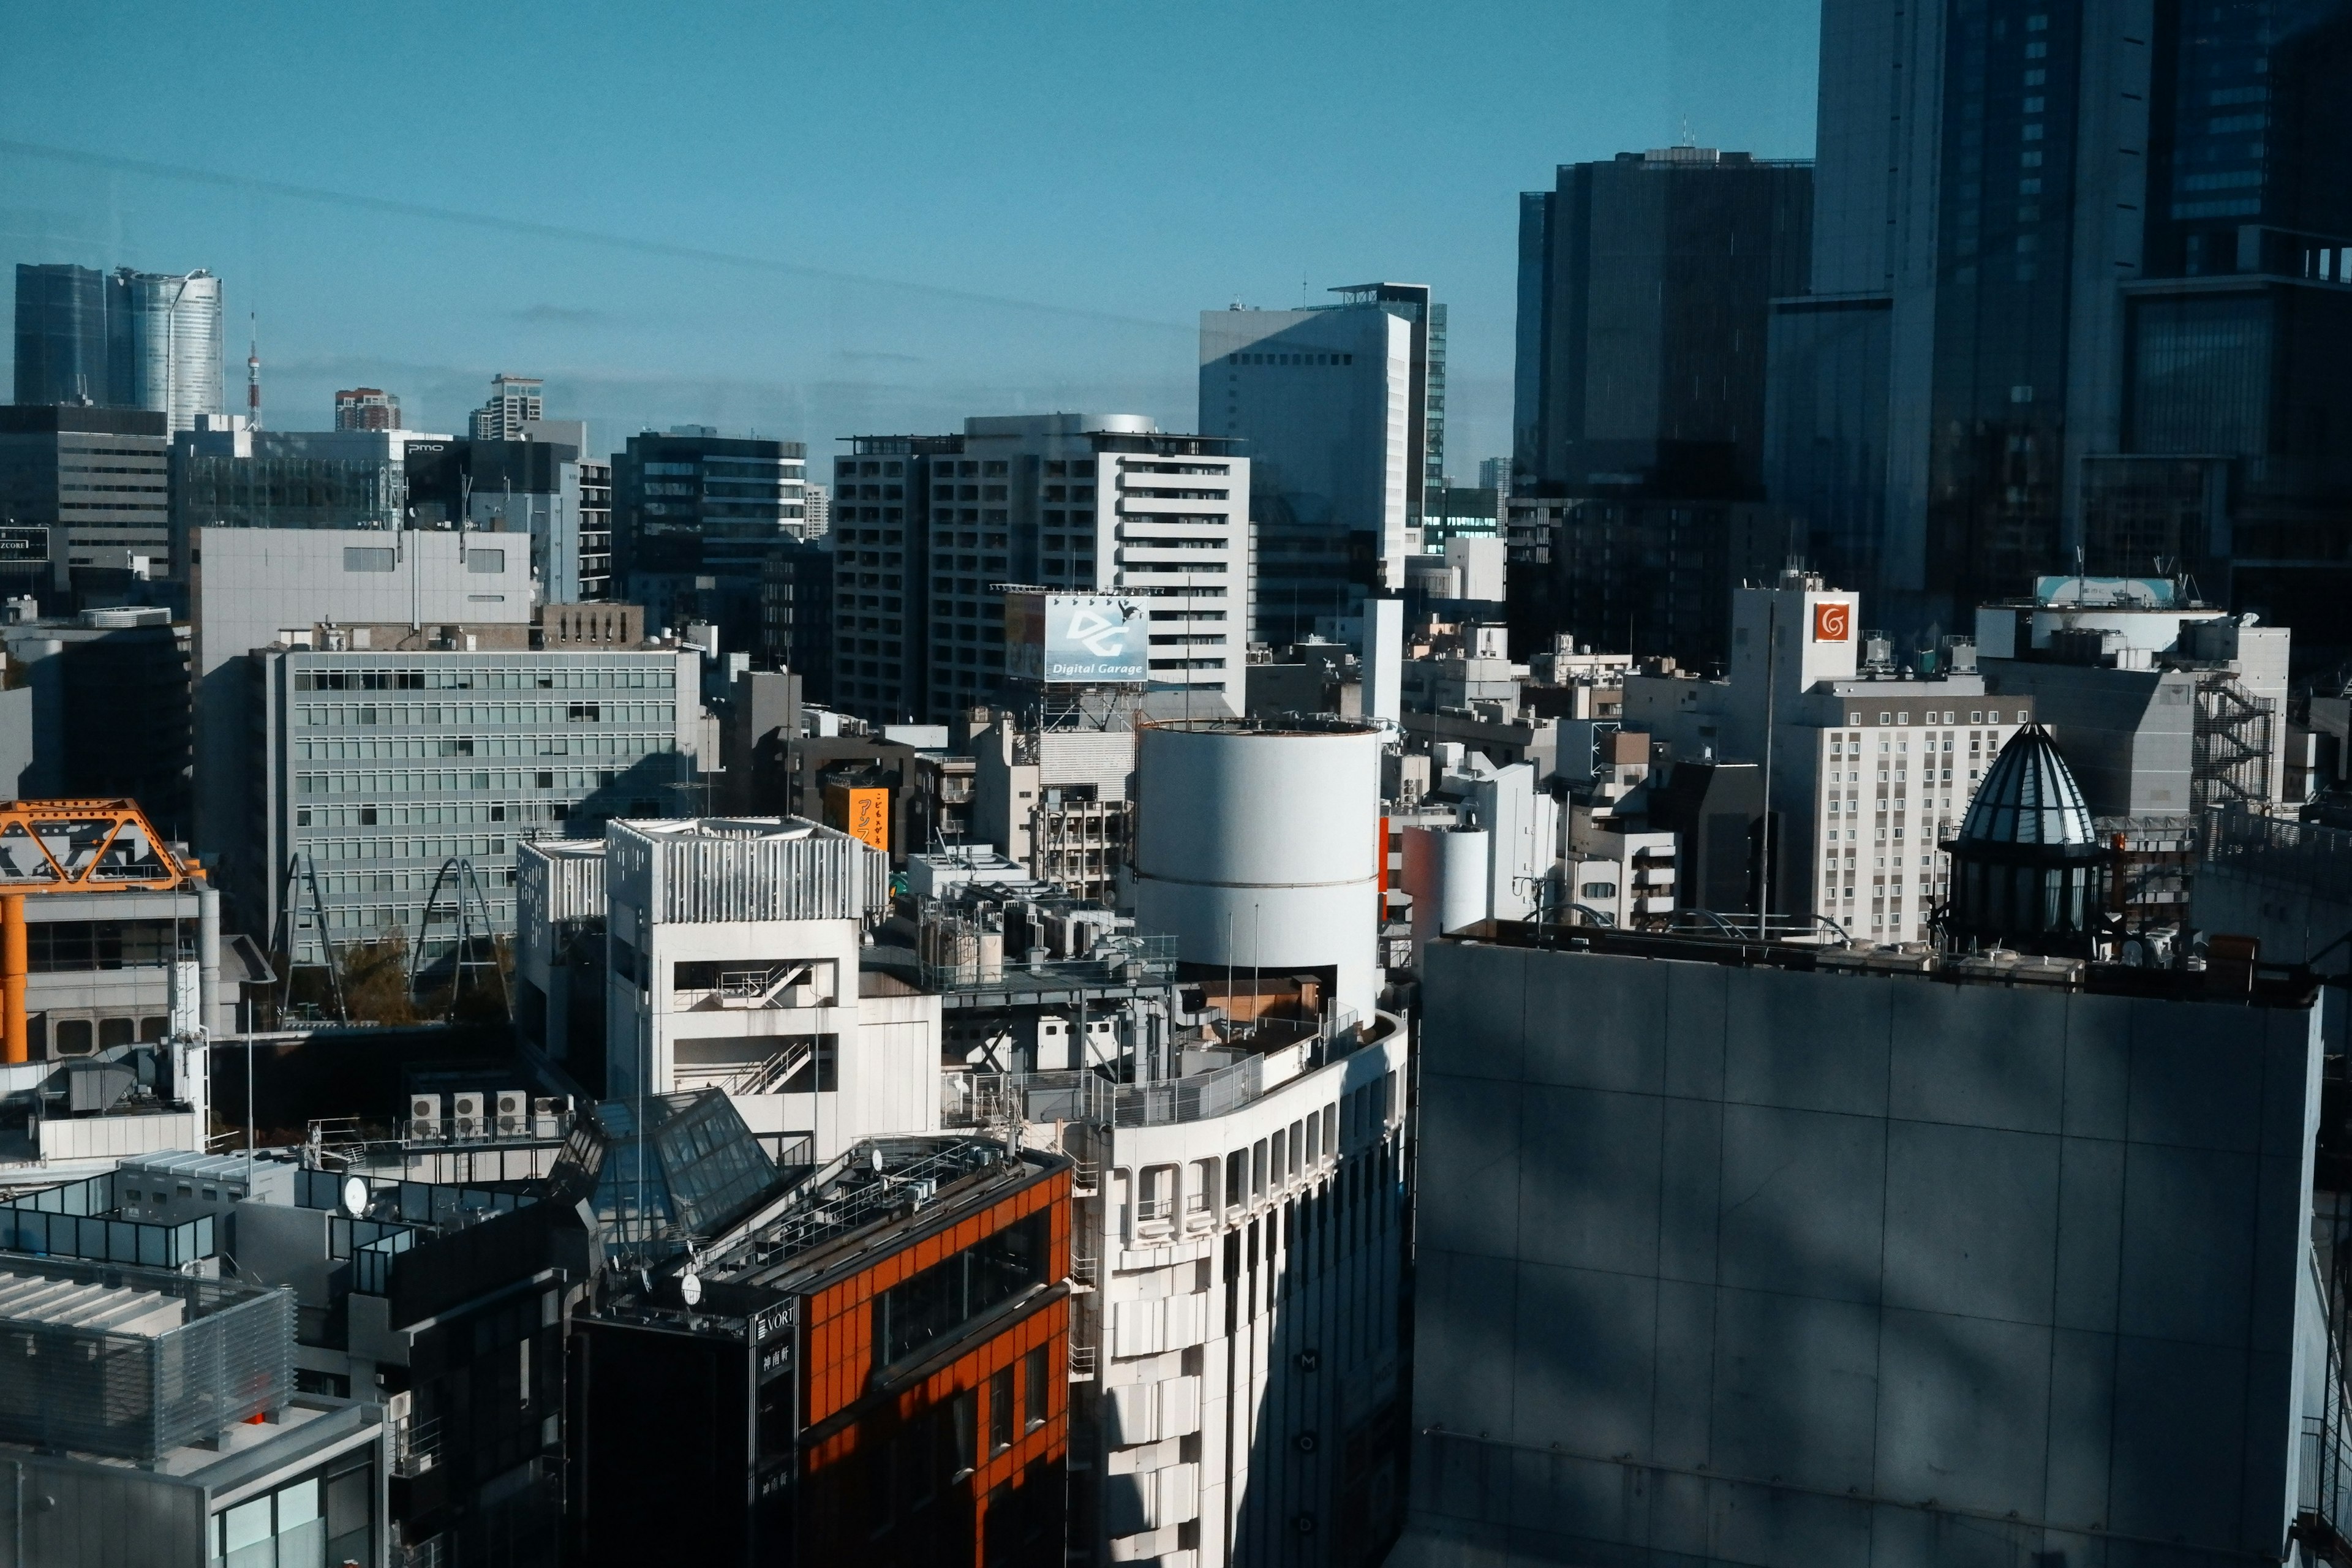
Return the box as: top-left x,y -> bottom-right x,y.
1133,718 -> 1383,1019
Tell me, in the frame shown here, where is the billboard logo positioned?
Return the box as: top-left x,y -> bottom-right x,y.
1064,605 -> 1129,658
1813,601 -> 1851,643
1005,592 -> 1148,684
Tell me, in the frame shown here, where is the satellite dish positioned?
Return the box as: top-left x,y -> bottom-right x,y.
341,1177 -> 369,1217
679,1270 -> 703,1308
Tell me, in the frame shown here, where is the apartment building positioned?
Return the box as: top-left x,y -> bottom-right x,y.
831,415 -> 1250,726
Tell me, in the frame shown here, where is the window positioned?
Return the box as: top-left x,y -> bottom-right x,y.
215,1474 -> 326,1568
53,1019 -> 93,1055
951,1389 -> 979,1477
1024,1345 -> 1049,1430
875,1211 -> 1049,1365
989,1366 -> 1015,1452
467,549 -> 505,572
342,546 -> 395,572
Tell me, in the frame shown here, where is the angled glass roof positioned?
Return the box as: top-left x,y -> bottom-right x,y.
1956,724 -> 2096,848
554,1089 -> 782,1257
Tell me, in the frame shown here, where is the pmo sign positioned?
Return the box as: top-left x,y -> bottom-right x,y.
1006,592 -> 1147,684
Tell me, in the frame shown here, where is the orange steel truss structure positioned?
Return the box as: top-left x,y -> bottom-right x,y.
0,799 -> 204,1064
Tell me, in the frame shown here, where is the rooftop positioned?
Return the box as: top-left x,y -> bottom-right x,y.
1447,921 -> 2316,1011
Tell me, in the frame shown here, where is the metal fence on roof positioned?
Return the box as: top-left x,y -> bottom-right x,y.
0,1172 -> 214,1269
0,1255 -> 293,1461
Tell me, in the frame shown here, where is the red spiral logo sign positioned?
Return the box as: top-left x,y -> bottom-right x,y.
1814,601 -> 1851,643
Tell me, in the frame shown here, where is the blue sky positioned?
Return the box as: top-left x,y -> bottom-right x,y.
1,0 -> 1820,468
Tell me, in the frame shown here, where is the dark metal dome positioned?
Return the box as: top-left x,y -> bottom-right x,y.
1955,724 -> 2096,848
1941,725 -> 2110,957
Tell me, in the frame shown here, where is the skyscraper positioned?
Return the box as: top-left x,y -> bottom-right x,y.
1516,149 -> 1812,500
467,373 -> 543,440
1201,284 -> 1441,646
2111,0 -> 2352,669
10,264 -> 223,431
1510,150 -> 1811,666
12,263 -> 110,406
1764,0 -> 2352,655
113,270 -> 223,433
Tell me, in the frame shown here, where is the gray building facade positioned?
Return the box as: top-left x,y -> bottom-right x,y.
1400,929 -> 2329,1568
0,403 -> 170,599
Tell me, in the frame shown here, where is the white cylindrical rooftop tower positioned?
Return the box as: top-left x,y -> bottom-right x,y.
1133,718 -> 1383,1021
1403,824 -> 1490,963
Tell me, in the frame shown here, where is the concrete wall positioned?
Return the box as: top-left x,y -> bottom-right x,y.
1397,940 -> 2323,1568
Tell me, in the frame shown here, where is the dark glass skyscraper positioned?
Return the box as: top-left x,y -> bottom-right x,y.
1513,149 -> 1813,500
1768,0 -> 2352,665
13,264 -> 111,406
2114,0 -> 2352,669
1510,148 -> 1811,667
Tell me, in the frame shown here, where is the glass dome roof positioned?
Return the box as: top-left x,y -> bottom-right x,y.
1955,724 -> 2096,847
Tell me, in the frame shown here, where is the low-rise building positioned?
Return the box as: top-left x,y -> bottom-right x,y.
581,816 -> 937,1160
573,1133 -> 1071,1568
0,1252 -> 391,1568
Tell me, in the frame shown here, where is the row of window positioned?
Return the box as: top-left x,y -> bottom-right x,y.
1124,1071 -> 1398,1234
297,801 -> 569,828
298,702 -> 674,727
298,767 -> 627,795
296,736 -> 677,761
295,835 -> 518,862
1226,351 -> 1357,366
296,667 -> 674,692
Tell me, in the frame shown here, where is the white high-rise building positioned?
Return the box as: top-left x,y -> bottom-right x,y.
117,268 -> 223,434
469,373 -> 544,440
831,415 -> 1251,725
1201,284 -> 1441,644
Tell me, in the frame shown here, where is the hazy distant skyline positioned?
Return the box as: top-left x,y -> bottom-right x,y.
1,1 -> 1819,466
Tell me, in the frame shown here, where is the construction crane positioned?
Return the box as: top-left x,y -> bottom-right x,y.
0,799 -> 208,1064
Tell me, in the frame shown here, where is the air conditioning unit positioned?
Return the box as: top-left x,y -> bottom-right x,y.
532,1095 -> 571,1139
451,1091 -> 486,1141
408,1094 -> 443,1142
494,1090 -> 529,1138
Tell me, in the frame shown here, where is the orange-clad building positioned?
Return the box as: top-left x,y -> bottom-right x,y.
575,1136 -> 1071,1568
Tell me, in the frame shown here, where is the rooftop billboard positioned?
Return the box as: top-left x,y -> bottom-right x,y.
1005,592 -> 1147,684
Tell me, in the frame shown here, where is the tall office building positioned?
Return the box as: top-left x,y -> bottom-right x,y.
467,374 -> 543,440
334,387 -> 399,431
612,426 -> 809,650
831,413 -> 1250,726
2109,0 -> 2352,668
189,526 -> 691,947
116,270 -> 224,434
1202,285 -> 1439,645
12,263 -> 111,407
1762,0 -> 2352,652
1515,150 -> 1811,499
1512,151 -> 1810,668
10,264 -> 223,432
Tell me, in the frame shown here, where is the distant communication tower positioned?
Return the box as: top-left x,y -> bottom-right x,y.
246,314 -> 262,430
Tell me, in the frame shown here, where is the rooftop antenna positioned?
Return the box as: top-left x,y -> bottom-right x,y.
1679,115 -> 1697,148
246,314 -> 262,431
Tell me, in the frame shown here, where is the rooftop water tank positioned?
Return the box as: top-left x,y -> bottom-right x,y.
1133,718 -> 1382,1020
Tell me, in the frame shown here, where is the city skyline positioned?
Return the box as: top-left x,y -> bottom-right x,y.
0,1 -> 1820,467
